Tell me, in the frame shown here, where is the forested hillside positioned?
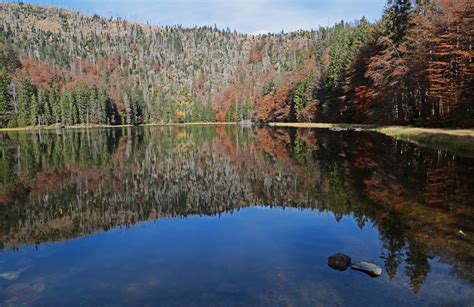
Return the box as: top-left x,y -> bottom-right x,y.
0,0 -> 472,128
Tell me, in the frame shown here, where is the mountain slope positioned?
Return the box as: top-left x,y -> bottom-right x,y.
0,1 -> 472,128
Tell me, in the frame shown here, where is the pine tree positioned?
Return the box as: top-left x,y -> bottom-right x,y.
98,88 -> 112,124
305,72 -> 316,103
40,89 -> 53,125
75,85 -> 90,124
123,90 -> 134,125
0,51 -> 6,69
294,82 -> 306,113
383,0 -> 413,43
30,94 -> 39,126
131,85 -> 144,124
59,89 -> 68,124
0,69 -> 9,127
17,73 -> 34,127
49,85 -> 61,123
6,45 -> 21,72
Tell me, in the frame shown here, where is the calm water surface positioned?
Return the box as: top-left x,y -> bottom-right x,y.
0,126 -> 473,306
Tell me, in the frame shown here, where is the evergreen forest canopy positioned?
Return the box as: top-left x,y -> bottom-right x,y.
0,0 -> 472,128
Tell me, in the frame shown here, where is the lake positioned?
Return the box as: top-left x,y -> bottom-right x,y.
0,126 -> 473,306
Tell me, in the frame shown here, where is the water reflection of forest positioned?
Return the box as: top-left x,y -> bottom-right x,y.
0,126 -> 473,292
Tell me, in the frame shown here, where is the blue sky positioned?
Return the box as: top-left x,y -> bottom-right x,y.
15,0 -> 387,34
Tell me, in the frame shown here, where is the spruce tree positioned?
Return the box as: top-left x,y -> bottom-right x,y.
383,0 -> 412,43
49,85 -> 61,123
98,88 -> 112,124
0,69 -> 9,127
30,94 -> 39,126
6,45 -> 21,72
17,72 -> 34,127
59,89 -> 68,124
40,89 -> 53,125
294,82 -> 306,113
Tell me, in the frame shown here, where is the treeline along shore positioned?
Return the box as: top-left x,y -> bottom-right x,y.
0,1 -> 472,129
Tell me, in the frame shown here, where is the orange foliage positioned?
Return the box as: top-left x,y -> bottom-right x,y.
215,111 -> 226,122
248,46 -> 263,64
257,85 -> 293,122
19,59 -> 59,89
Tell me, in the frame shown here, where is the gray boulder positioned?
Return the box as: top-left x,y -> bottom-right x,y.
328,253 -> 352,271
350,261 -> 382,277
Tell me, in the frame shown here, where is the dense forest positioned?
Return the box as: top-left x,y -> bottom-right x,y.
0,0 -> 472,128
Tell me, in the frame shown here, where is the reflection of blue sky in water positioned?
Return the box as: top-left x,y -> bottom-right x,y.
0,207 -> 471,306
0,126 -> 472,305
18,0 -> 386,34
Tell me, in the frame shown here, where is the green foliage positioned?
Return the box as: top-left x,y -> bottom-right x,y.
262,80 -> 276,96
17,72 -> 34,127
293,72 -> 316,116
293,82 -> 306,114
6,46 -> 21,72
49,85 -> 61,123
321,18 -> 373,116
29,94 -> 38,126
293,136 -> 308,165
0,69 -> 9,127
383,0 -> 413,43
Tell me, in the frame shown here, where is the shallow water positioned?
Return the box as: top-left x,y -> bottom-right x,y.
0,126 -> 473,306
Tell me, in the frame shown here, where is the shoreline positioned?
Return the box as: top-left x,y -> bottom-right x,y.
2,122 -> 473,137
269,122 -> 474,157
268,122 -> 474,138
0,122 -> 238,132
2,122 -> 473,157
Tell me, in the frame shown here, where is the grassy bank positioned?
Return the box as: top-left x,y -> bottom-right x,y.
269,122 -> 375,129
270,122 -> 474,157
377,126 -> 474,157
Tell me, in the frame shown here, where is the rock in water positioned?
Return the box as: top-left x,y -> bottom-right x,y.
457,230 -> 467,238
328,253 -> 352,271
350,261 -> 382,277
0,271 -> 21,280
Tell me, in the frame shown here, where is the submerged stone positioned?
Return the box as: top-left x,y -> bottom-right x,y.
328,253 -> 352,271
350,261 -> 382,277
457,230 -> 467,238
0,271 -> 21,280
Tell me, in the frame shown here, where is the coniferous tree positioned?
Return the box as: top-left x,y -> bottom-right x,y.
123,90 -> 134,125
17,73 -> 34,127
49,85 -> 61,123
59,89 -> 68,124
383,0 -> 413,43
132,85 -> 144,124
30,94 -> 39,126
0,69 -> 9,127
6,45 -> 21,72
97,88 -> 111,124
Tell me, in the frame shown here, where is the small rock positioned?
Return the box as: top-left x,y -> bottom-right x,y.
328,253 -> 352,271
239,119 -> 253,126
350,261 -> 382,277
0,271 -> 21,280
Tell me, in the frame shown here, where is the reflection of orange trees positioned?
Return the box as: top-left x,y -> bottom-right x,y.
0,127 -> 473,291
250,128 -> 474,289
